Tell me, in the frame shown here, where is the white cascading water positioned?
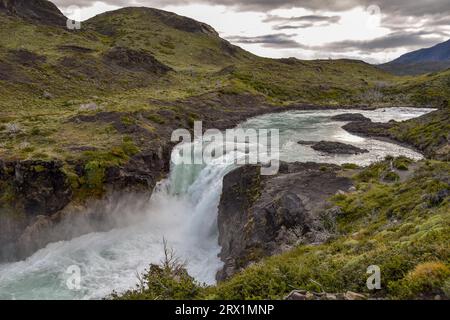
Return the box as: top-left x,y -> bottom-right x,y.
0,107 -> 432,299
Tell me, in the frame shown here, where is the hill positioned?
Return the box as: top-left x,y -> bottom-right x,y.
380,39 -> 450,75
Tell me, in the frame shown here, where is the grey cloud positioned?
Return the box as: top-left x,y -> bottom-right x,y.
225,33 -> 307,48
317,32 -> 444,54
263,14 -> 340,23
227,31 -> 445,53
53,0 -> 450,17
265,14 -> 340,29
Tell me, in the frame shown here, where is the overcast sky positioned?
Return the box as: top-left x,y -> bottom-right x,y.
54,0 -> 450,64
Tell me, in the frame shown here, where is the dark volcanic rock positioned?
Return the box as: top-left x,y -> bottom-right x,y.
311,141 -> 369,155
104,47 -> 172,74
342,121 -> 395,138
0,138 -> 171,262
0,0 -> 67,26
0,160 -> 72,261
0,160 -> 73,216
331,113 -> 371,122
217,162 -> 353,281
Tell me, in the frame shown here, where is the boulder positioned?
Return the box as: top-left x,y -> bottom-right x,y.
104,47 -> 172,74
311,141 -> 369,155
216,162 -> 353,281
331,113 -> 371,122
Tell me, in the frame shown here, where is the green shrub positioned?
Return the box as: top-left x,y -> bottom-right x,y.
342,163 -> 360,170
393,157 -> 412,171
112,241 -> 203,300
145,114 -> 165,124
388,262 -> 450,299
83,161 -> 105,193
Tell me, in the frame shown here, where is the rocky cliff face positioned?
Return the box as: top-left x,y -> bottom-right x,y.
0,160 -> 72,260
217,162 -> 354,281
0,143 -> 171,262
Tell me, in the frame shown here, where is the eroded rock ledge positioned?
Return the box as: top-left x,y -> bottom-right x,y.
331,113 -> 371,122
298,140 -> 369,155
217,162 -> 354,281
0,144 -> 171,262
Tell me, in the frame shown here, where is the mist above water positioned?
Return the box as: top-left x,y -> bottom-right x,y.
0,107 -> 432,300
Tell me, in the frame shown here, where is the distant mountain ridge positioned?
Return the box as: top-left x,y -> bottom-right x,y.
380,39 -> 450,75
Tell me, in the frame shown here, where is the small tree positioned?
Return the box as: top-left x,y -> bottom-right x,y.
111,238 -> 203,300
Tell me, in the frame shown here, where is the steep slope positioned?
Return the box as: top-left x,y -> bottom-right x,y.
0,0 -> 66,26
380,39 -> 450,75
387,68 -> 450,105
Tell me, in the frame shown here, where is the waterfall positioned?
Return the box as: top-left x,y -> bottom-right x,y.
0,107 -> 432,300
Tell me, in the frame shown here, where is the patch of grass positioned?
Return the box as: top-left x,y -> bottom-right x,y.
393,157 -> 412,171
388,262 -> 450,299
145,113 -> 166,125
342,163 -> 360,170
389,105 -> 450,160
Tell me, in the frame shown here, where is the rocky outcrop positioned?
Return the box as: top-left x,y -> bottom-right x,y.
0,160 -> 72,261
311,141 -> 369,155
217,162 -> 353,281
331,113 -> 371,122
298,140 -> 369,154
0,160 -> 72,216
342,120 -> 394,138
104,146 -> 172,193
0,141 -> 171,262
104,47 -> 173,74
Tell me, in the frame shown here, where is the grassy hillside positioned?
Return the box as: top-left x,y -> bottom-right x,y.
388,69 -> 450,106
